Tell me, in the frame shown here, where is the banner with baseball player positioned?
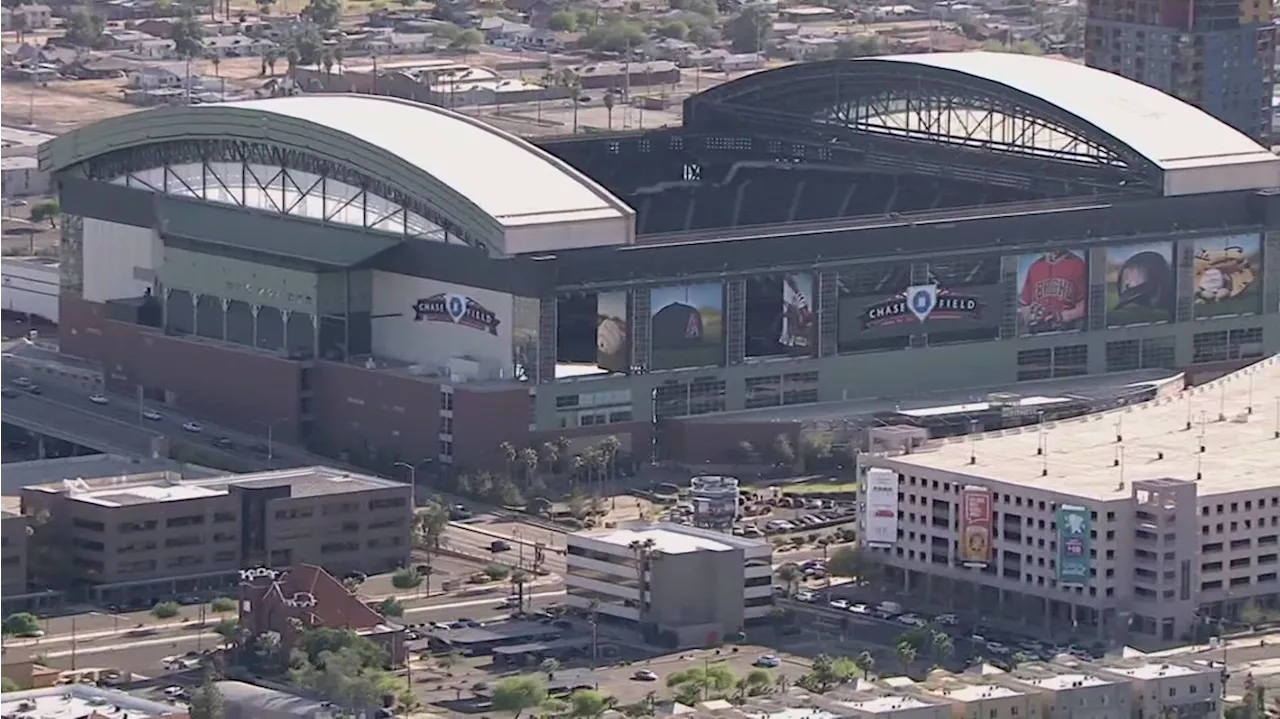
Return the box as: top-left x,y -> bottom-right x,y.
1191,234 -> 1262,319
1015,249 -> 1089,336
745,273 -> 817,358
1104,241 -> 1176,328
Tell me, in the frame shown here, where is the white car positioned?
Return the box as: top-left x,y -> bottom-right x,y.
794,590 -> 818,603
898,614 -> 928,627
935,613 -> 959,626
88,394 -> 109,405
142,409 -> 162,421
182,422 -> 203,433
829,599 -> 850,610
848,603 -> 871,615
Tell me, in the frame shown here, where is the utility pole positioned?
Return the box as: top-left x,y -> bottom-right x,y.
70,616 -> 78,670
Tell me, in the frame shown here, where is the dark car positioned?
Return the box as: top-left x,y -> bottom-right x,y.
212,437 -> 235,449
490,540 -> 511,552
23,384 -> 42,395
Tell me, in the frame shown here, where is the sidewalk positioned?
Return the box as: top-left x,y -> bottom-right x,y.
1148,629 -> 1280,657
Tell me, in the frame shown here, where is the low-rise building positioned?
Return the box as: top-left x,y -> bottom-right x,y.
0,684 -> 187,718
18,466 -> 412,605
2,155 -> 51,197
239,563 -> 407,665
1,4 -> 53,30
2,510 -> 30,597
565,521 -> 772,648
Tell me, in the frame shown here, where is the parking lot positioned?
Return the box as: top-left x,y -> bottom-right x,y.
656,489 -> 859,540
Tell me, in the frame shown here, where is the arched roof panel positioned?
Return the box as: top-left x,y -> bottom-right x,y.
40,95 -> 634,249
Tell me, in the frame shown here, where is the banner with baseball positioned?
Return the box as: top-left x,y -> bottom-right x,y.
1015,249 -> 1088,336
1191,234 -> 1261,319
595,291 -> 630,374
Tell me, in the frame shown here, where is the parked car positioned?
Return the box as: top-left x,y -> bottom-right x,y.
88,394 -> 109,405
142,409 -> 162,421
182,422 -> 203,433
754,655 -> 781,668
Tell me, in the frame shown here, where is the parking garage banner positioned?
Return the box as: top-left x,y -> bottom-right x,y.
1191,234 -> 1262,319
649,282 -> 725,370
836,257 -> 1002,353
1015,249 -> 1088,336
1103,241 -> 1176,328
863,468 -> 900,547
959,486 -> 993,567
1056,505 -> 1091,585
596,291 -> 630,374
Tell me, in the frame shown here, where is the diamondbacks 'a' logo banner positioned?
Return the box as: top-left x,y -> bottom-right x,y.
412,293 -> 501,335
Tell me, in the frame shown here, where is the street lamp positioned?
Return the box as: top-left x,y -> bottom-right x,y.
255,417 -> 290,468
394,459 -> 431,509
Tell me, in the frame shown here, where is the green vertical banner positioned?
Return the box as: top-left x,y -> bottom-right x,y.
1056,505 -> 1091,585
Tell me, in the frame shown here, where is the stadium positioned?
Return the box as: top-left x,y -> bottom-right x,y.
39,52 -> 1280,470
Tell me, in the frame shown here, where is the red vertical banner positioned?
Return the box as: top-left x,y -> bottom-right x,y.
959,486 -> 993,567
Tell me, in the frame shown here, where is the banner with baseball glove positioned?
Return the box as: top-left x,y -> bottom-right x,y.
1192,234 -> 1261,319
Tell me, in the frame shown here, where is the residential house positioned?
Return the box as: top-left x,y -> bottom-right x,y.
202,34 -> 276,58
63,55 -> 132,79
366,31 -> 437,55
2,5 -> 53,31
101,29 -> 160,50
574,60 -> 681,90
135,19 -> 175,38
238,564 -> 407,666
131,37 -> 177,59
504,0 -> 555,28
127,65 -> 183,89
101,0 -> 164,21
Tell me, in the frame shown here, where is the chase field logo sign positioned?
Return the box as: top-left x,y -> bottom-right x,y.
412,293 -> 501,335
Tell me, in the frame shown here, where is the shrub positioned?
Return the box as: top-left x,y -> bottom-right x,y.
2,612 -> 40,636
210,596 -> 237,613
484,563 -> 511,581
151,601 -> 181,619
391,567 -> 423,590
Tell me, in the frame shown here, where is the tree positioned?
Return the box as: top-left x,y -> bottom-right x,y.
188,674 -> 226,719
930,631 -> 954,663
484,563 -> 511,581
548,10 -> 578,31
799,654 -> 857,693
520,447 -> 539,488
211,596 -> 237,613
827,546 -> 880,586
774,563 -> 802,598
257,0 -> 276,14
580,20 -> 647,53
2,612 -> 40,636
152,601 -> 181,619
491,674 -> 548,719
539,657 -> 561,679
377,597 -> 404,618
291,645 -> 391,710
726,6 -> 766,54
413,498 -> 450,591
391,566 -> 423,590
657,20 -> 688,40
895,640 -> 918,672
213,618 -> 240,641
296,627 -> 386,669
302,0 -> 342,28
666,663 -> 734,704
769,433 -> 796,467
63,10 -> 105,48
1,677 -> 19,692
453,28 -> 484,53
1240,601 -> 1266,630
170,9 -> 206,59
29,200 -> 59,228
569,689 -> 615,718
500,442 -> 518,483
854,650 -> 875,679
510,568 -> 532,610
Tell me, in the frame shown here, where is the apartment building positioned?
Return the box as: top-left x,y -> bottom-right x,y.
1,511 -> 29,597
18,466 -> 412,605
860,358 -> 1280,644
565,521 -> 773,648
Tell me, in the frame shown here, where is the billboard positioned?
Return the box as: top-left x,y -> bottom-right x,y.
837,257 -> 1002,353
1016,249 -> 1088,336
1192,234 -> 1262,319
596,291 -> 630,374
745,273 -> 817,358
649,283 -> 724,370
1104,241 -> 1176,328
690,475 -> 739,529
958,486 -> 993,567
863,468 -> 899,546
1056,505 -> 1091,585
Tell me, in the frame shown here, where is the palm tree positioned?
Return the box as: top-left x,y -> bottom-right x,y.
519,447 -> 539,488
630,538 -> 658,627
895,640 -> 917,673
587,598 -> 602,668
539,441 -> 560,475
603,91 -> 616,130
500,442 -> 518,483
560,69 -> 582,133
510,568 -> 531,611
774,563 -> 802,598
931,631 -> 954,664
598,435 -> 622,484
854,650 -> 875,679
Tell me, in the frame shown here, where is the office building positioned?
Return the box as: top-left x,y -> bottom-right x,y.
1085,0 -> 1274,141
565,521 -> 773,647
860,357 -> 1280,643
18,466 -> 412,605
0,684 -> 187,719
2,511 -> 29,596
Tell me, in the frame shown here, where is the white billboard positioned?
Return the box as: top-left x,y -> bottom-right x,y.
864,468 -> 900,546
371,271 -> 515,381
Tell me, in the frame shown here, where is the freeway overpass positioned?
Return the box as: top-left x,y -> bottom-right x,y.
2,355 -> 318,472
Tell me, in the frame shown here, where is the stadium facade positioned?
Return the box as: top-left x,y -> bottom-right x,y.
41,53 -> 1280,471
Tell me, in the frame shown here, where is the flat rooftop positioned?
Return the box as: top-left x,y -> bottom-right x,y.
1,455 -> 216,498
838,695 -> 939,713
0,685 -> 181,718
1104,661 -> 1207,681
1021,672 -> 1117,691
929,683 -> 1024,702
577,521 -> 769,554
26,465 -> 405,508
880,357 -> 1279,500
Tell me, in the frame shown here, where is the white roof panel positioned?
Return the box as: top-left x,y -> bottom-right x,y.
884,53 -> 1278,173
216,96 -> 630,229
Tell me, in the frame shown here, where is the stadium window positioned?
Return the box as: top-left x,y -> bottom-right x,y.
653,381 -> 690,420
1051,344 -> 1089,378
1139,337 -> 1177,369
1016,348 -> 1052,382
1192,331 -> 1230,363
781,372 -> 819,406
745,375 -> 782,409
688,377 -> 727,416
1105,340 -> 1141,373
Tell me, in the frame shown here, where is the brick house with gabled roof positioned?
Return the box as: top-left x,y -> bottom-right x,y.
238,563 -> 407,665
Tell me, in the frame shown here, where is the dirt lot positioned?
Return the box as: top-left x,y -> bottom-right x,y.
1,81 -> 139,133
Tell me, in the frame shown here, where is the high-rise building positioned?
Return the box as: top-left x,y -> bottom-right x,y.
1085,0 -> 1275,141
